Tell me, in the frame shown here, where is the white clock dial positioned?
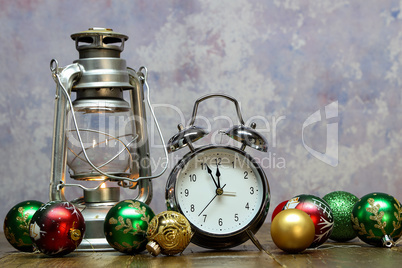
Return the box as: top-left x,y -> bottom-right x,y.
175,147 -> 264,235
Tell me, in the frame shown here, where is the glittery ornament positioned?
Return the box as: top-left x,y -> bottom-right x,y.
271,200 -> 288,222
271,209 -> 315,253
323,191 -> 359,242
4,200 -> 44,252
284,194 -> 334,247
104,199 -> 155,254
146,211 -> 193,256
351,192 -> 402,247
29,201 -> 85,256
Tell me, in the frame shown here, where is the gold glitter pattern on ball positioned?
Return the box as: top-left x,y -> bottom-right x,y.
146,211 -> 193,256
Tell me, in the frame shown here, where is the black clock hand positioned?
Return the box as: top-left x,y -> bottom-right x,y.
198,194 -> 217,216
206,164 -> 219,188
198,184 -> 226,216
216,163 -> 221,188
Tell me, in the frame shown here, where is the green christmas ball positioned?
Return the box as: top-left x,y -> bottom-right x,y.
351,192 -> 402,247
4,200 -> 44,252
323,191 -> 359,242
104,199 -> 155,254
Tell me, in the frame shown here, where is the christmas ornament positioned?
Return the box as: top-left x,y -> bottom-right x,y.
270,209 -> 315,253
323,191 -> 359,242
146,211 -> 193,256
4,200 -> 44,252
351,192 -> 402,247
271,200 -> 288,222
284,194 -> 334,247
104,199 -> 155,254
29,201 -> 85,256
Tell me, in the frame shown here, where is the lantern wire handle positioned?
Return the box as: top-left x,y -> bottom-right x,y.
52,65 -> 168,191
137,66 -> 169,178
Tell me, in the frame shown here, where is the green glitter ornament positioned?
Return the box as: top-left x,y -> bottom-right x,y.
3,200 -> 44,252
323,191 -> 359,242
351,192 -> 402,247
104,199 -> 155,254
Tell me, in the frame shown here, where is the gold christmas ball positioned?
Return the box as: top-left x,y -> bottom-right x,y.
271,209 -> 315,253
146,211 -> 193,256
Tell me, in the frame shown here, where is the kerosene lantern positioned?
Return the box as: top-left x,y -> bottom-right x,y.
49,28 -> 167,250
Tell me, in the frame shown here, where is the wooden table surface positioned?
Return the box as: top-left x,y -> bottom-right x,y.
1,223 -> 402,267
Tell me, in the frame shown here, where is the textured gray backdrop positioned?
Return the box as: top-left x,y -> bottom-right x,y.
1,0 -> 402,230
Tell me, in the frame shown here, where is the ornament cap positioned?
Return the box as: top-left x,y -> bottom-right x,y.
146,240 -> 161,256
382,235 -> 395,248
69,228 -> 82,241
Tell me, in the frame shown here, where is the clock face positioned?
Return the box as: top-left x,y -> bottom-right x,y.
174,147 -> 265,236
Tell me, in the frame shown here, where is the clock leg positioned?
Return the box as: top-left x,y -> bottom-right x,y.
246,229 -> 264,251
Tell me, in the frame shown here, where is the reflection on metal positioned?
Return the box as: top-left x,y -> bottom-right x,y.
224,123 -> 268,152
167,124 -> 209,153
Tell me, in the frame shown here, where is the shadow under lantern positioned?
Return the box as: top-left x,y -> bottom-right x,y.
49,28 -> 167,250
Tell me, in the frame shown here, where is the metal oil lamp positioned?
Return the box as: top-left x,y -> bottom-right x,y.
49,28 -> 167,250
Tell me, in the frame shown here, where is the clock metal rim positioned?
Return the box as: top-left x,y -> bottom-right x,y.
165,145 -> 270,249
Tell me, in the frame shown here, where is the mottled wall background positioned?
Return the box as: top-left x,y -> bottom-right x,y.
1,0 -> 402,230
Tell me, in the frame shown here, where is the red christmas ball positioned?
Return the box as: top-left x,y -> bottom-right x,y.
29,201 -> 85,256
271,200 -> 288,222
283,194 -> 333,248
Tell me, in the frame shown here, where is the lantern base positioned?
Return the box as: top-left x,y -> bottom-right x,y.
78,238 -> 112,251
75,201 -> 117,251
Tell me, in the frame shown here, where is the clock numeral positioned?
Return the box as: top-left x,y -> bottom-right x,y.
201,163 -> 206,170
234,213 -> 239,222
184,189 -> 189,197
189,174 -> 197,182
203,214 -> 207,222
245,202 -> 249,210
250,187 -> 254,195
244,171 -> 248,179
232,161 -> 235,168
218,218 -> 223,226
191,204 -> 195,212
215,158 -> 222,166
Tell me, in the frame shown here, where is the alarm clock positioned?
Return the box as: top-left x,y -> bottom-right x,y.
165,94 -> 270,250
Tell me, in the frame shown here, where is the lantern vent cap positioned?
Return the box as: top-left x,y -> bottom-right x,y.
71,27 -> 128,56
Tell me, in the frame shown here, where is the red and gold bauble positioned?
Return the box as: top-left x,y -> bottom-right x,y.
29,201 -> 85,256
283,194 -> 334,247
